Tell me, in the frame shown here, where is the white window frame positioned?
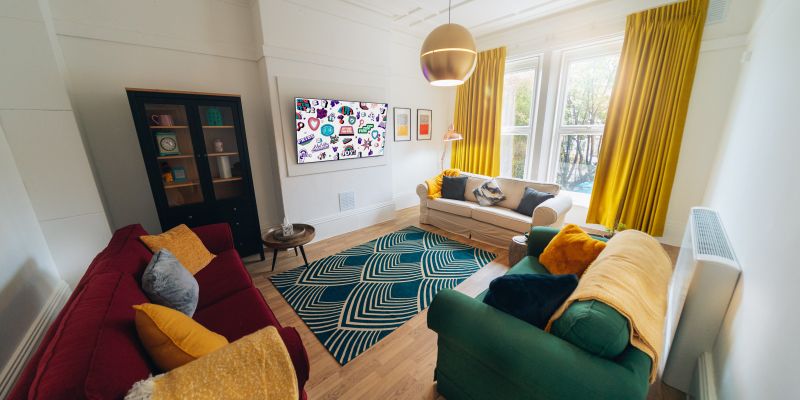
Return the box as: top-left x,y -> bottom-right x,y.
546,40 -> 622,205
499,56 -> 542,179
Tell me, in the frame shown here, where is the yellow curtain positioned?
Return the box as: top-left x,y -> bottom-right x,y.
451,46 -> 506,176
587,0 -> 708,236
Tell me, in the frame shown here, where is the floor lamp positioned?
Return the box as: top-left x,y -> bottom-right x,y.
441,124 -> 463,170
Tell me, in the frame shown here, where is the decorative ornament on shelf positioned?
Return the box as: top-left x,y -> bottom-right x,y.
420,0 -> 477,86
441,123 -> 463,170
281,217 -> 294,237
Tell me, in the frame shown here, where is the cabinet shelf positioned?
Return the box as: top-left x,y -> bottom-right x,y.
158,154 -> 194,160
150,125 -> 188,129
163,181 -> 199,189
202,125 -> 235,129
213,177 -> 243,184
208,152 -> 238,157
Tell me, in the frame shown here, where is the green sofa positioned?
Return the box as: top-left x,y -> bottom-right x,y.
427,227 -> 652,400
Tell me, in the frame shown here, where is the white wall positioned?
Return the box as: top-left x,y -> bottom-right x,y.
477,0 -> 759,244
47,0 -> 282,234
0,122 -> 60,373
0,0 -> 109,287
258,0 -> 453,240
705,0 -> 800,398
0,0 -> 106,375
48,0 -> 449,242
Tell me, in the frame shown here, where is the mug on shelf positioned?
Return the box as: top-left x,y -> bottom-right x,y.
151,114 -> 174,126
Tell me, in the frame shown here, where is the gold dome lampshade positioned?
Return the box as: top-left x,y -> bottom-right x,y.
420,3 -> 476,87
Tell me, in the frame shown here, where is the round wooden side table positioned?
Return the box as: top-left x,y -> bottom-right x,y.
508,234 -> 528,267
262,224 -> 315,271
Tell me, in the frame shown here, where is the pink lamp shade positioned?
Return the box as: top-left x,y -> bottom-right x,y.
443,124 -> 463,142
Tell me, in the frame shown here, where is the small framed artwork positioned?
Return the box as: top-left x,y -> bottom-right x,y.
393,107 -> 411,142
417,109 -> 432,140
155,132 -> 180,156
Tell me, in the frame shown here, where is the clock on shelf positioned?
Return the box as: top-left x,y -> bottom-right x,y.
155,132 -> 180,156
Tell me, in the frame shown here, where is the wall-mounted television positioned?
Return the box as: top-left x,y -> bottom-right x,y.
295,97 -> 388,164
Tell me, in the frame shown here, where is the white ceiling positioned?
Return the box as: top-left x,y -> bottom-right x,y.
337,0 -> 602,38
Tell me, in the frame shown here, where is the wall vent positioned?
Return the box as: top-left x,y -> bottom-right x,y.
339,191 -> 355,212
691,208 -> 736,262
706,0 -> 729,25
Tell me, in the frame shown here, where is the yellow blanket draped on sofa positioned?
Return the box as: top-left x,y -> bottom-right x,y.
546,230 -> 673,383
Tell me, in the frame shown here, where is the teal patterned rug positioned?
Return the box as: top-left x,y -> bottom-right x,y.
270,226 -> 495,365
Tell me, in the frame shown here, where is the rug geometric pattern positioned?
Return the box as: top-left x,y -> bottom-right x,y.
270,226 -> 495,365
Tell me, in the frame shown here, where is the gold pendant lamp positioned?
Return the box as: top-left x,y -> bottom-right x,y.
420,0 -> 477,86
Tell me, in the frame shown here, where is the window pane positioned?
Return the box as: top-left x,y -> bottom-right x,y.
555,134 -> 603,193
502,69 -> 536,128
500,134 -> 528,179
561,55 -> 619,126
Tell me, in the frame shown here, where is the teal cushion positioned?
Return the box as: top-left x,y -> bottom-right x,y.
551,300 -> 629,359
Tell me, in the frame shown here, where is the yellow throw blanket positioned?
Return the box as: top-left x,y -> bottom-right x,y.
545,230 -> 672,383
425,168 -> 461,199
126,326 -> 298,400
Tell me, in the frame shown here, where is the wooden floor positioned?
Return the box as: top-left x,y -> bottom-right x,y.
245,207 -> 685,400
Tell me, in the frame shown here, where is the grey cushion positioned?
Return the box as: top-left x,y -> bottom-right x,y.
473,179 -> 506,206
515,187 -> 555,216
441,175 -> 468,201
141,249 -> 199,316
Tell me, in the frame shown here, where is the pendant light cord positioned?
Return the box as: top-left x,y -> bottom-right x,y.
448,0 -> 451,24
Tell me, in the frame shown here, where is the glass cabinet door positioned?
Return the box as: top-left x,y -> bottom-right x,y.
144,103 -> 205,207
198,105 -> 245,201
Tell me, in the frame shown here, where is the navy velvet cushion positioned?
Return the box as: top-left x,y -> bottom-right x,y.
141,249 -> 200,316
441,175 -> 468,201
483,273 -> 578,328
515,187 -> 555,216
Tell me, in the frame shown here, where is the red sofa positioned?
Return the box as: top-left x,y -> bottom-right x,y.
8,223 -> 309,399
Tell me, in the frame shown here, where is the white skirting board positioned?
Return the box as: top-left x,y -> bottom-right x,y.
0,280 -> 71,398
690,352 -> 718,400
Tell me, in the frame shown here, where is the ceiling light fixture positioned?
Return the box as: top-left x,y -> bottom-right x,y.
420,0 -> 477,86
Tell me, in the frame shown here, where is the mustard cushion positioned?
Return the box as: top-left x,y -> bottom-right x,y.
425,169 -> 461,199
132,303 -> 228,371
126,326 -> 298,400
140,224 -> 215,275
539,224 -> 606,277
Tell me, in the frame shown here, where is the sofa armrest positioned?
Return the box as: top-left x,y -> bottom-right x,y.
527,226 -> 560,257
191,223 -> 235,254
277,326 -> 309,395
427,289 -> 650,400
532,193 -> 573,226
416,183 -> 429,202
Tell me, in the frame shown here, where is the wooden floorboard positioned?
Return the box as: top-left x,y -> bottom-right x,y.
244,206 -> 684,400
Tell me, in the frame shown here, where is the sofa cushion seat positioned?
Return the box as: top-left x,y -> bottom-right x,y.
193,287 -> 280,342
29,272 -> 152,400
427,198 -> 477,218
471,206 -> 531,233
193,249 -> 253,309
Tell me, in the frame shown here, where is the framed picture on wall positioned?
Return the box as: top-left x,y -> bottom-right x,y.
417,109 -> 432,140
394,107 -> 411,142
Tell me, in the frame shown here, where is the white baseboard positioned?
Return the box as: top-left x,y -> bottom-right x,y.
393,192 -> 419,211
303,200 -> 396,242
691,352 -> 718,400
0,281 -> 71,398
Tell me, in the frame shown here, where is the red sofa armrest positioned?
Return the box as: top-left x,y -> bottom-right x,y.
192,223 -> 235,254
277,326 -> 310,395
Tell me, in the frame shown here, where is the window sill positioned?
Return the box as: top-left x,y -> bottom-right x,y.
563,190 -> 591,208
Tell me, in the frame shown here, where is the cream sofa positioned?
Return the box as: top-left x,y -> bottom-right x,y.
416,173 -> 573,247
